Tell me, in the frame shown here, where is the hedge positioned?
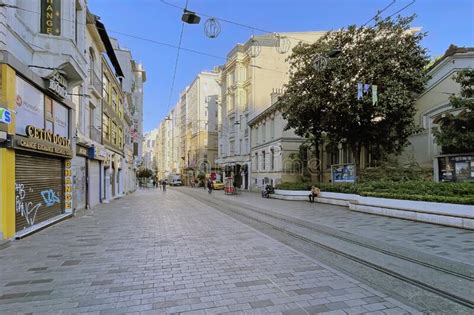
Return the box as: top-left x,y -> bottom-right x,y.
275,181 -> 474,205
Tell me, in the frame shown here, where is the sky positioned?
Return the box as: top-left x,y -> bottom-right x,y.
88,0 -> 474,133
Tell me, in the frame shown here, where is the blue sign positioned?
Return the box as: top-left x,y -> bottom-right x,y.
0,108 -> 12,124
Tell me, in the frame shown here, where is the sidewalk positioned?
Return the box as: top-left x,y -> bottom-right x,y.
181,187 -> 474,266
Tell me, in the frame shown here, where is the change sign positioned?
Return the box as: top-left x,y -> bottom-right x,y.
41,0 -> 61,36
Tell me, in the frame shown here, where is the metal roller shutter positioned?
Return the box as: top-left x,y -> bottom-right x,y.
15,152 -> 64,232
89,160 -> 100,207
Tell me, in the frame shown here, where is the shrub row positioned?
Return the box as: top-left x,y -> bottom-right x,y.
275,181 -> 474,205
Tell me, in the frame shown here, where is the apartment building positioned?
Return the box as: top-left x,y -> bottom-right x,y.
216,32 -> 326,189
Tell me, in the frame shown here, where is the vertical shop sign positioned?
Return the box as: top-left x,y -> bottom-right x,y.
41,0 -> 61,36
65,160 -> 72,211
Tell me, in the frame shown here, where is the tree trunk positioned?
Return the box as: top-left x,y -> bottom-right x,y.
313,139 -> 321,183
353,144 -> 361,183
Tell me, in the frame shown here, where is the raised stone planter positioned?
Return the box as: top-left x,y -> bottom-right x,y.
270,189 -> 474,230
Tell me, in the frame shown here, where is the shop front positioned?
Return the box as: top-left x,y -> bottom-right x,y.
72,144 -> 89,210
6,70 -> 73,238
88,144 -> 107,206
13,125 -> 72,236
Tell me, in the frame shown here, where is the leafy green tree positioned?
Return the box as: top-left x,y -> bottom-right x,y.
434,69 -> 474,154
279,15 -> 429,179
136,168 -> 153,179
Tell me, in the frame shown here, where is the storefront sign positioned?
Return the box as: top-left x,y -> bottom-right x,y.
41,0 -> 61,36
15,76 -> 44,135
76,145 -> 89,157
26,125 -> 70,146
47,72 -> 68,99
64,160 -> 72,211
0,108 -> 11,124
14,125 -> 72,158
88,145 -> 108,161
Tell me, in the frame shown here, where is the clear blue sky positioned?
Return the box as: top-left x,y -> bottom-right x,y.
88,0 -> 474,133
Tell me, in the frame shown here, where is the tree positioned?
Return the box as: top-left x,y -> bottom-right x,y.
434,69 -> 474,154
279,15 -> 429,180
136,168 -> 153,179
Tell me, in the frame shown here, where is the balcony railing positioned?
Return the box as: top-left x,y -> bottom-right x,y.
89,69 -> 102,95
90,126 -> 102,143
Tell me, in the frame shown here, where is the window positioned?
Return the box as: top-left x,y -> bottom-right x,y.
239,139 -> 242,154
111,122 -> 117,145
118,127 -> 123,148
262,123 -> 266,143
326,145 -> 339,169
89,48 -> 95,83
103,114 -> 110,140
102,75 -> 110,103
118,98 -> 123,118
255,152 -> 259,171
343,145 -> 353,164
112,88 -> 117,111
229,140 -> 235,156
271,149 -> 274,170
270,118 -> 275,139
45,96 -> 54,122
262,150 -> 266,171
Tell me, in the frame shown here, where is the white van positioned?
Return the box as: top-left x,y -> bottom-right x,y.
167,174 -> 182,186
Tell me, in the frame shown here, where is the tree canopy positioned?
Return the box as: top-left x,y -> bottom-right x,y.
279,15 -> 429,171
434,69 -> 474,154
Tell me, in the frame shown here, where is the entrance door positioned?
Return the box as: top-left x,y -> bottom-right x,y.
72,157 -> 87,210
15,152 -> 64,232
89,160 -> 100,207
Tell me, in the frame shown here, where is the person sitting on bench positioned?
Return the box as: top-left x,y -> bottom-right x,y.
309,186 -> 320,203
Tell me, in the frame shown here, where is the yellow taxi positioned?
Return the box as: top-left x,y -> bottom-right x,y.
212,180 -> 224,190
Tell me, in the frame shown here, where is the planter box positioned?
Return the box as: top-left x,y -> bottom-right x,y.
271,189 -> 474,230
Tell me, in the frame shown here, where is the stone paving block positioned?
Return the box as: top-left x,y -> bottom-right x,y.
0,190 -> 419,315
363,302 -> 388,312
249,299 -> 274,308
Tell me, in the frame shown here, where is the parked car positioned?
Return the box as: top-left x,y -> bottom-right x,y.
212,180 -> 224,190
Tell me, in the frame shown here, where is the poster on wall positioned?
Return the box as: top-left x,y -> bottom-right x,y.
53,101 -> 68,138
331,164 -> 355,183
15,76 -> 44,135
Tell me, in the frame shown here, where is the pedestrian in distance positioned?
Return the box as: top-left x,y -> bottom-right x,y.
153,179 -> 156,189
162,180 -> 167,192
309,185 -> 320,203
207,179 -> 213,194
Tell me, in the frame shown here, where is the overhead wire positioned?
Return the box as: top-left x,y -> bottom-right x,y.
166,18 -> 187,113
361,0 -> 396,27
159,0 -> 313,44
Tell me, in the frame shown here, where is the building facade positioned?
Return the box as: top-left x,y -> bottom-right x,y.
399,45 -> 474,170
142,128 -> 158,172
248,90 -> 305,190
216,32 -> 325,189
186,70 -> 220,182
154,70 -> 220,184
0,0 -> 87,239
0,1 -> 145,239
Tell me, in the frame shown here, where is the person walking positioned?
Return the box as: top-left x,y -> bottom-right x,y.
152,179 -> 156,189
207,179 -> 213,194
162,180 -> 167,192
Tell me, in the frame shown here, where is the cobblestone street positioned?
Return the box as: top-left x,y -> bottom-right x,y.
0,189 -> 420,314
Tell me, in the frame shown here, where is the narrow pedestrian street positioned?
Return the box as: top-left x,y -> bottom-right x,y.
0,189 -> 421,315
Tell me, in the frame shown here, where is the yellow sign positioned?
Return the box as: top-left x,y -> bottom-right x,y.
64,159 -> 72,212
